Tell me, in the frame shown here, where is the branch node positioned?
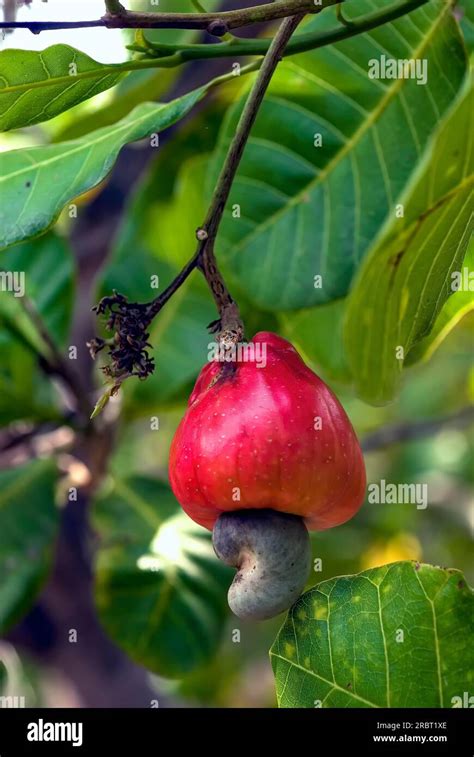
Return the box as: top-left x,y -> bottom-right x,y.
196,228 -> 209,241
207,19 -> 229,37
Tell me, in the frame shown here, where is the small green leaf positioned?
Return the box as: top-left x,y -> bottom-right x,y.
0,45 -> 124,132
270,561 -> 474,708
0,87 -> 206,251
90,386 -> 116,420
345,76 -> 474,404
0,461 -> 59,633
93,476 -> 230,678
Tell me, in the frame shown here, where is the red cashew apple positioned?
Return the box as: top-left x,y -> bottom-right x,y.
169,332 -> 366,620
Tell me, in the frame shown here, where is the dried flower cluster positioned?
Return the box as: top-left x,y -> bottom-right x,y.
88,292 -> 155,383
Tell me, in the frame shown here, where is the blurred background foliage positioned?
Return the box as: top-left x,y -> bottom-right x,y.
0,0 -> 472,707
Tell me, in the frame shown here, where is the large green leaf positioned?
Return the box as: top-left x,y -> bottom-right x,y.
0,460 -> 59,633
0,87 -> 205,251
0,45 -> 123,132
93,476 -> 230,678
211,0 -> 466,310
345,76 -> 473,404
270,561 -> 474,707
54,69 -> 172,143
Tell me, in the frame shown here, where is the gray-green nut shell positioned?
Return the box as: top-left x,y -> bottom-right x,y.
212,509 -> 311,621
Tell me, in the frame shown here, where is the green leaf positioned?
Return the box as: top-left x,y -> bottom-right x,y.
0,45 -> 124,132
90,386 -> 116,420
212,0 -> 466,310
281,299 -> 351,382
0,460 -> 59,633
0,87 -> 206,251
345,75 -> 473,404
270,561 -> 474,708
405,238 -> 474,365
54,69 -> 173,143
93,476 -> 230,678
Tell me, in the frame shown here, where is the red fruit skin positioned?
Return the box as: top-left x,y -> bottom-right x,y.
169,332 -> 366,531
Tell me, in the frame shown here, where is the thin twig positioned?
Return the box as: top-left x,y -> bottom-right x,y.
0,0 -> 335,34
0,1 -> 430,93
132,0 -> 429,64
90,14 -> 304,402
361,406 -> 474,453
147,13 -> 305,333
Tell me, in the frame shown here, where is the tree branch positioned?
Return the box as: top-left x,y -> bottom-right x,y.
90,14 -> 304,408
0,0 -> 336,34
1,1 -> 429,96
361,406 -> 474,453
144,13 -> 304,328
166,0 -> 430,62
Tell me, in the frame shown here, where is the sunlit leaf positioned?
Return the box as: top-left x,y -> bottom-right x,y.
0,87 -> 206,251
0,45 -> 123,132
93,476 -> 230,678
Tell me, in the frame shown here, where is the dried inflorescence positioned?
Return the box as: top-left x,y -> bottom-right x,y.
88,291 -> 155,383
